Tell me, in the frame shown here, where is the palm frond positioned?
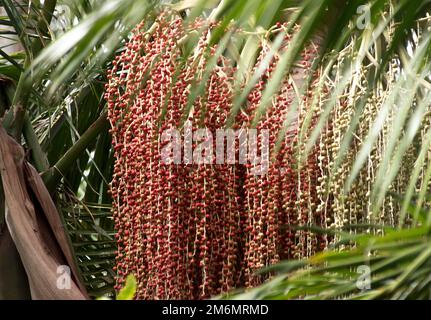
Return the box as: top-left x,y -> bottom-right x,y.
224,222 -> 431,300
60,194 -> 115,297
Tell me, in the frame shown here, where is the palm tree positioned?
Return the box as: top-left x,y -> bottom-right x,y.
1,0 -> 431,299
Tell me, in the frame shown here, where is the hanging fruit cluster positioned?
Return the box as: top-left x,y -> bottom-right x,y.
105,13 -> 329,299
106,14 -> 245,299
106,12 -> 329,299
237,37 -> 326,286
315,39 -> 404,233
